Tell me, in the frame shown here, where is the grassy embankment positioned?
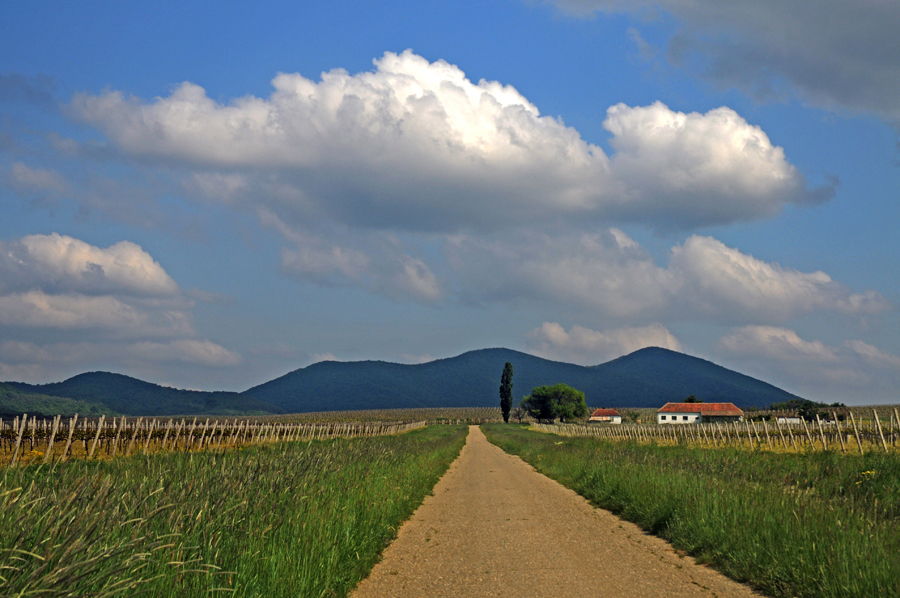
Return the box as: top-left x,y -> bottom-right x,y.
1,424 -> 468,597
482,423 -> 900,598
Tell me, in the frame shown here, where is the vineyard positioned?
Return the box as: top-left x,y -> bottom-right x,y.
248,406 -> 503,424
0,413 -> 428,466
0,424 -> 468,597
535,406 -> 900,453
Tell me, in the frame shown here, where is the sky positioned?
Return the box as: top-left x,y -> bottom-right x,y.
1,1 -> 898,404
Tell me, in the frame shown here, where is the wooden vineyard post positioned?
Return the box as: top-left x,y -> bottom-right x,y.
185,418 -> 198,451
111,417 -> 124,457
894,409 -> 900,447
815,414 -> 828,451
873,409 -> 888,453
88,415 -> 106,458
196,419 -> 209,449
833,412 -> 847,453
43,415 -> 61,464
762,420 -> 772,449
849,412 -> 864,454
61,414 -> 78,462
142,419 -> 157,454
171,419 -> 184,450
9,414 -> 27,466
888,411 -> 895,448
160,419 -> 173,451
215,419 -> 228,450
799,417 -> 814,450
125,417 -> 143,457
205,420 -> 218,450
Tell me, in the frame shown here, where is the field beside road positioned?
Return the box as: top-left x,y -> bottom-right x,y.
483,424 -> 900,598
0,425 -> 467,597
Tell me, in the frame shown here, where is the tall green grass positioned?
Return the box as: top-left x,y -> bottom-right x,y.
1,424 -> 467,597
483,424 -> 900,598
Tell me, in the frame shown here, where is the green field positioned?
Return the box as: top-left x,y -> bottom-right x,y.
0,425 -> 468,597
483,423 -> 900,598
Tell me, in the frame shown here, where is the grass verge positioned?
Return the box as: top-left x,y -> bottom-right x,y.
1,424 -> 468,597
482,423 -> 900,598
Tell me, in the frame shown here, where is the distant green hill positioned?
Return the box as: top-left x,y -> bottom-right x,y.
242,347 -> 802,412
0,384 -> 117,418
6,372 -> 283,416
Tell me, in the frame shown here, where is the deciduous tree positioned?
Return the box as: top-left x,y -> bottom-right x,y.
521,383 -> 587,423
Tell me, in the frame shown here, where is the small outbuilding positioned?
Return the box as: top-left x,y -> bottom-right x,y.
589,408 -> 622,424
657,402 -> 744,424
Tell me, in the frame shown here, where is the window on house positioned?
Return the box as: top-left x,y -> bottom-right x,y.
683,416 -> 688,421
661,415 -> 666,420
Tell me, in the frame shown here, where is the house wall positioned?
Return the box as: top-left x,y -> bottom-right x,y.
657,413 -> 701,424
589,416 -> 623,424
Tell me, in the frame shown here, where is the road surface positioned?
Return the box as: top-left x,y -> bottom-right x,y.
351,426 -> 761,597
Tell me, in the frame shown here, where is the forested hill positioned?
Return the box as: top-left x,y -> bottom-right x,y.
2,347 -> 801,415
241,347 -> 802,412
6,372 -> 283,416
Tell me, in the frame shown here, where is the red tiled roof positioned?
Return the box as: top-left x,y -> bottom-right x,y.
657,402 -> 743,416
590,408 -> 621,417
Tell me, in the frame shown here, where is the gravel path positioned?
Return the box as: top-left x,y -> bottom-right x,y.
351,425 -> 762,598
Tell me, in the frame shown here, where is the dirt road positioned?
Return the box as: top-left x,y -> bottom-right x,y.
351,425 -> 761,598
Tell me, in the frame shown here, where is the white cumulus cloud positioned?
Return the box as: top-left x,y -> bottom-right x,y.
603,102 -> 825,228
72,50 -> 822,233
719,326 -> 839,363
0,233 -> 179,297
0,233 -> 240,382
447,228 -> 886,322
669,235 -> 887,322
717,326 -> 900,402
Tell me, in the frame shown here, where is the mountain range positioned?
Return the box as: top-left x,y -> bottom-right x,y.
3,347 -> 802,416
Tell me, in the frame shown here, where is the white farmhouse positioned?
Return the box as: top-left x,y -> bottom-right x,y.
589,408 -> 622,424
657,402 -> 744,424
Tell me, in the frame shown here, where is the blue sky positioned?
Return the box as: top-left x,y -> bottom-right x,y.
1,1 -> 898,404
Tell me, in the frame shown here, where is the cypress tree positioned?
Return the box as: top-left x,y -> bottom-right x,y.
499,361 -> 514,423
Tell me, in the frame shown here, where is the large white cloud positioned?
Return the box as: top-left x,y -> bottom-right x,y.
447,228 -> 672,317
555,1 -> 900,120
0,233 -> 179,297
719,326 -> 838,363
72,50 -> 822,233
717,326 -> 900,402
603,102 -> 821,228
447,228 -> 887,322
526,321 -> 682,364
0,234 -> 240,383
669,236 -> 887,322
